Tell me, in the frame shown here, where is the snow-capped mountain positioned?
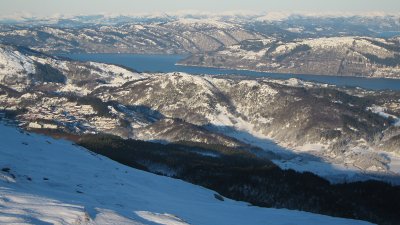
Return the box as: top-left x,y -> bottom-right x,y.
1,123 -> 375,225
180,36 -> 400,78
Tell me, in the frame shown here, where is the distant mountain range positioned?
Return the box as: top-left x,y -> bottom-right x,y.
1,12 -> 399,25
0,18 -> 262,54
1,13 -> 399,52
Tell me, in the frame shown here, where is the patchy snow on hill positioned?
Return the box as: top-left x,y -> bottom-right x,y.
367,105 -> 400,126
0,123 -> 373,225
88,62 -> 145,86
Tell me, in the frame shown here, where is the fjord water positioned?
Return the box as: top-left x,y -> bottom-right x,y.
62,53 -> 400,91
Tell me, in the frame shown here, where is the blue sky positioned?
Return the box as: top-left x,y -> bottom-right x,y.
2,0 -> 400,17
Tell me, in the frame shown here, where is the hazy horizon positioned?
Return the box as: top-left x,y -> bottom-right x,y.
2,0 -> 400,18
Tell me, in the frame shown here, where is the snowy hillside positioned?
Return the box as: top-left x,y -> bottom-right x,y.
0,44 -> 145,94
0,123 -> 372,225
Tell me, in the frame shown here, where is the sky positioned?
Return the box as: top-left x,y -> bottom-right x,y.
1,0 -> 400,17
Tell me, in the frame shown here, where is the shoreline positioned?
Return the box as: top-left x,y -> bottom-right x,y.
176,62 -> 400,81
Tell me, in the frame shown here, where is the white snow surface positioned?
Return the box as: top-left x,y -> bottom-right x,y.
0,123 -> 373,225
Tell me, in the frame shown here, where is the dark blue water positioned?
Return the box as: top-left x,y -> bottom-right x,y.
377,31 -> 400,38
60,53 -> 400,91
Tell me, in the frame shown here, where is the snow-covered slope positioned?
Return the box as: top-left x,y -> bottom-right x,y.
0,45 -> 36,91
0,123 -> 372,225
